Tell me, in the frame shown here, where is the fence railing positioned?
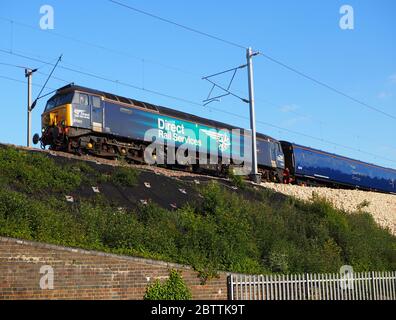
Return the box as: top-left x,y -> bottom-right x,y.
229,271 -> 396,300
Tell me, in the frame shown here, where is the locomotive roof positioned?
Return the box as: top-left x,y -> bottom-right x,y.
55,84 -> 279,143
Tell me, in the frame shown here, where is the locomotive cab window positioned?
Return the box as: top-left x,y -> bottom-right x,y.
44,93 -> 73,112
78,93 -> 89,106
45,99 -> 56,112
92,96 -> 101,108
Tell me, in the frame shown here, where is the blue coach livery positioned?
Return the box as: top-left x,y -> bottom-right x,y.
281,141 -> 396,194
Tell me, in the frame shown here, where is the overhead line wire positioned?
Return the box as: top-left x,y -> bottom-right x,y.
0,48 -> 202,107
258,52 -> 396,121
107,0 -> 396,121
0,74 -> 55,90
1,48 -> 395,165
0,16 -> 198,77
108,0 -> 247,50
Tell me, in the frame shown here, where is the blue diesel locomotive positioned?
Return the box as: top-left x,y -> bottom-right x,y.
35,84 -> 285,181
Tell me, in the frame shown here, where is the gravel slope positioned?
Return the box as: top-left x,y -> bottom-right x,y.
261,182 -> 396,236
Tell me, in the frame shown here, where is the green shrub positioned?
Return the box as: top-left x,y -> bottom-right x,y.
110,166 -> 139,187
0,147 -> 81,193
72,162 -> 105,185
144,269 -> 192,300
0,145 -> 395,277
227,168 -> 245,189
0,188 -> 86,246
267,240 -> 295,273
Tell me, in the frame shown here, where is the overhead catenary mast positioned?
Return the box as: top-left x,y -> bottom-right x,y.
25,68 -> 37,148
202,47 -> 262,183
246,47 -> 261,184
26,54 -> 62,147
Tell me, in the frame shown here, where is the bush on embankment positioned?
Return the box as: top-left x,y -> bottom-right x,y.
0,146 -> 395,280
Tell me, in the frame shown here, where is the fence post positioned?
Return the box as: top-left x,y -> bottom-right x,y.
264,275 -> 267,300
368,271 -> 373,300
366,271 -> 370,300
254,275 -> 258,300
228,275 -> 234,300
372,271 -> 377,300
377,271 -> 382,300
384,272 -> 390,300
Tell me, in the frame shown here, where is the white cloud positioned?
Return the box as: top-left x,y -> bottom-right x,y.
279,104 -> 312,127
378,91 -> 392,99
281,116 -> 309,128
279,104 -> 299,113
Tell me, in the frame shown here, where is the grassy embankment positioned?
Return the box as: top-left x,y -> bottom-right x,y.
0,146 -> 395,280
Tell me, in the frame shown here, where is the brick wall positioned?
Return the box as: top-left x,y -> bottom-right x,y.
0,237 -> 229,300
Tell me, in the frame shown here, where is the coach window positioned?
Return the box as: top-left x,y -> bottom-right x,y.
92,96 -> 101,108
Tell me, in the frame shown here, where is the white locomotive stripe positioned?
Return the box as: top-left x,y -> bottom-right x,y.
314,174 -> 330,179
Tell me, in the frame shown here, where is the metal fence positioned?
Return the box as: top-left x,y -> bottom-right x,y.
229,271 -> 396,300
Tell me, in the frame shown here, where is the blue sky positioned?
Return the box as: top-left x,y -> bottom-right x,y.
0,0 -> 395,169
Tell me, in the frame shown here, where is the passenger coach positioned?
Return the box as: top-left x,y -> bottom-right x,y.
281,141 -> 396,194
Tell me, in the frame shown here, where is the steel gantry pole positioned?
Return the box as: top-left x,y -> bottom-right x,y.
246,47 -> 261,184
25,68 -> 37,147
25,68 -> 33,148
25,56 -> 59,147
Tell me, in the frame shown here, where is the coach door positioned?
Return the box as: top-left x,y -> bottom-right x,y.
91,95 -> 103,132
